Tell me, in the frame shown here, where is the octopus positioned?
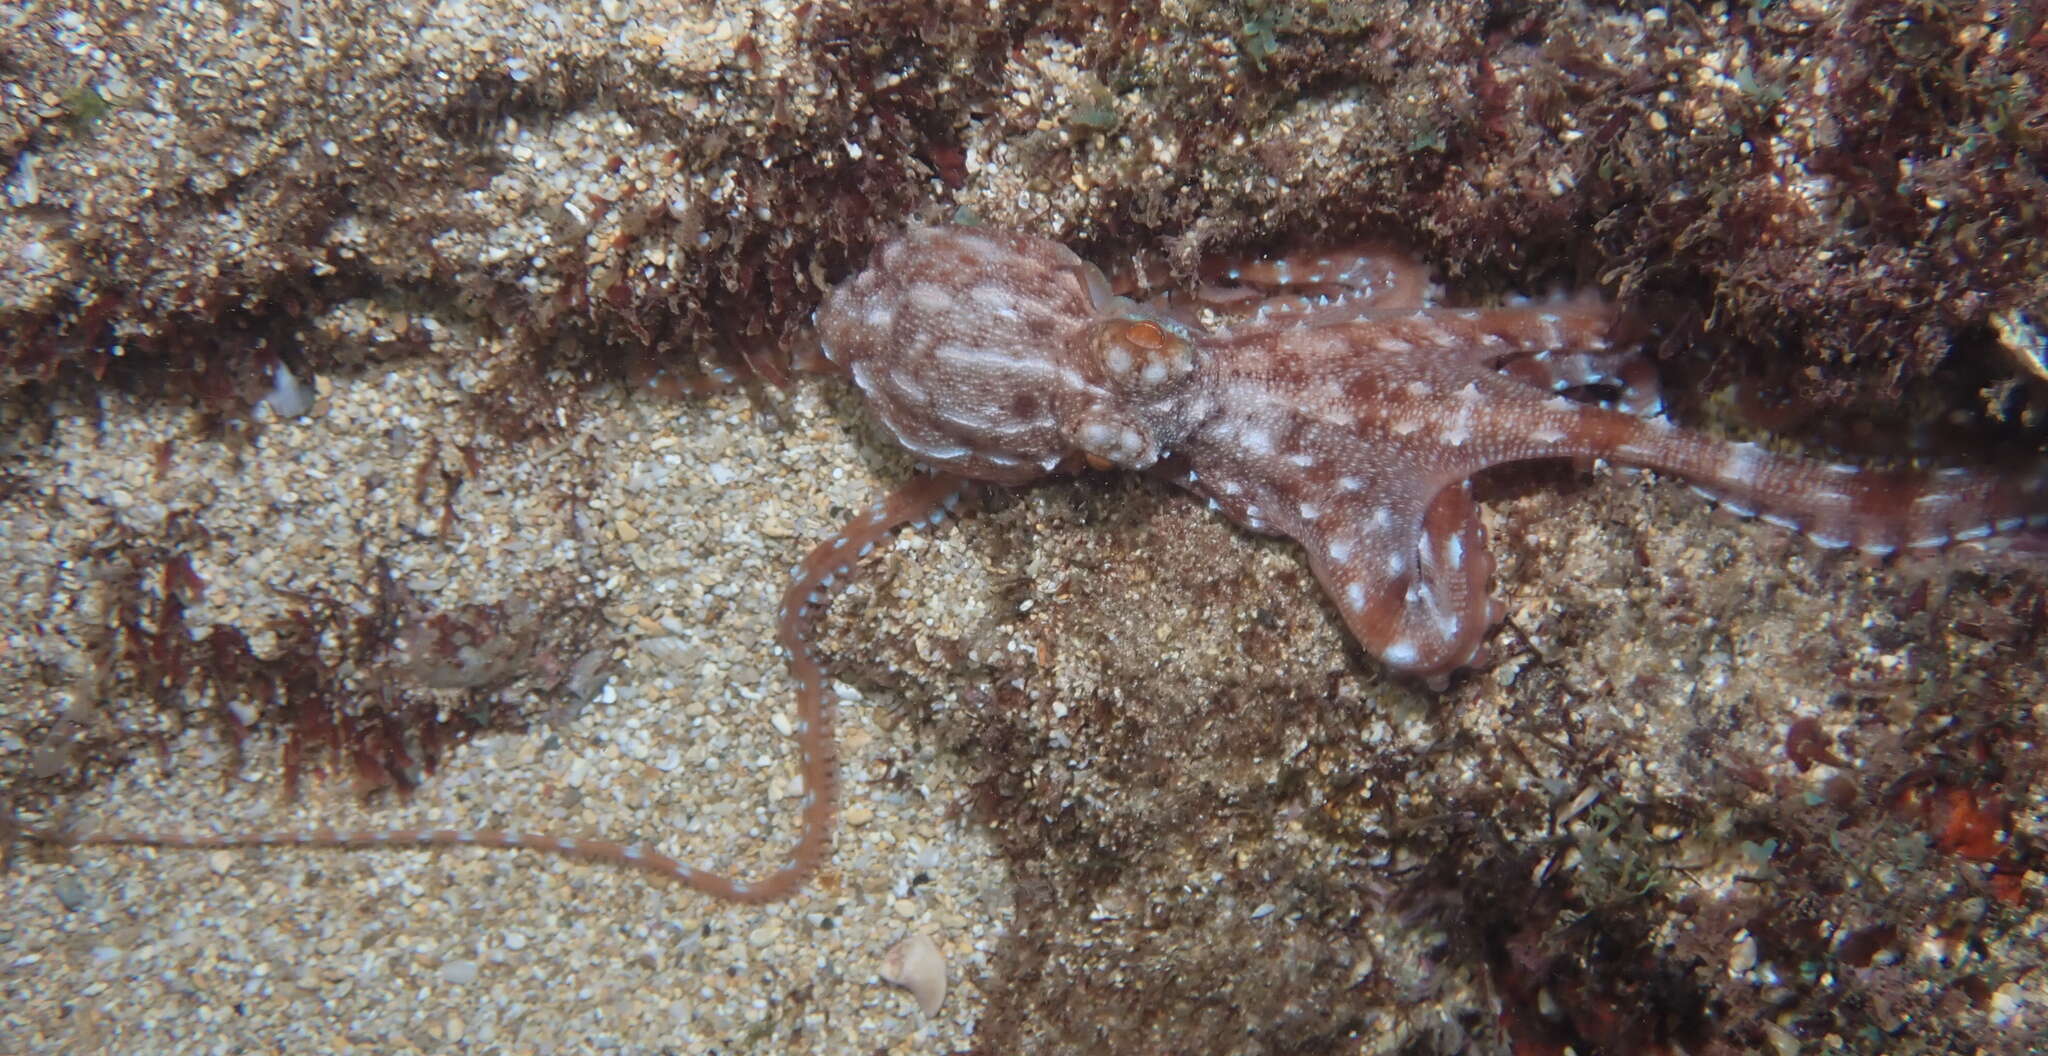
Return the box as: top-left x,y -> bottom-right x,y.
21,224 -> 2048,906
816,226 -> 2046,679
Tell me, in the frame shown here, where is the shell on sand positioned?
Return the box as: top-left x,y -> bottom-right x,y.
880,933 -> 947,1016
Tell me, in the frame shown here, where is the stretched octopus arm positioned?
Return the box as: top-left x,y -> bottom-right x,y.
1462,394 -> 2048,556
769,471 -> 968,897
17,473 -> 970,905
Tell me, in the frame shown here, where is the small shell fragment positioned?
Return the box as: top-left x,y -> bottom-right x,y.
880,933 -> 947,1016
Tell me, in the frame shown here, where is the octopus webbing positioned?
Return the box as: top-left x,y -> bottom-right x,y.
22,225 -> 2047,905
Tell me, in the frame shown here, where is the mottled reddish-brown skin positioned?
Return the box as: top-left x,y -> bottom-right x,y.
23,225 -> 2046,905
817,225 -> 2048,684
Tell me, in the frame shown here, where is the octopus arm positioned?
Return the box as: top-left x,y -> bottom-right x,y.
1200,245 -> 1436,330
1478,397 -> 2048,556
20,473 -> 972,906
1181,436 -> 1498,684
771,472 -> 969,894
1295,481 -> 1500,685
1496,346 -> 1663,417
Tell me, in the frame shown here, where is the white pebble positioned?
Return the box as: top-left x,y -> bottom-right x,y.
262,361 -> 317,418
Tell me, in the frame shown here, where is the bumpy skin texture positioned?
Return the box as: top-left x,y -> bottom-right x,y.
817,225 -> 2048,684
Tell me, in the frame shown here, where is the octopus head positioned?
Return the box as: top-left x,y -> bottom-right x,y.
817,225 -> 1209,482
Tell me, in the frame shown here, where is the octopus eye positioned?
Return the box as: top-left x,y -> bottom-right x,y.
1094,313 -> 1196,391
1122,320 -> 1167,350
